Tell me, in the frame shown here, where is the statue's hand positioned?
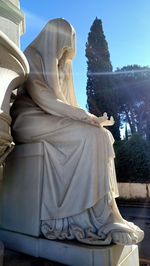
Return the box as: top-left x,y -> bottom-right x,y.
80,111 -> 114,127
98,113 -> 115,127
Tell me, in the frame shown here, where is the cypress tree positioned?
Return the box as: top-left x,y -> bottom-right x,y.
86,17 -> 120,140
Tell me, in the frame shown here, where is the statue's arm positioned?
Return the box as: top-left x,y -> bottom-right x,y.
26,79 -> 99,126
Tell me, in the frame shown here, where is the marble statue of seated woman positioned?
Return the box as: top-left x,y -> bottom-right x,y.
10,18 -> 144,245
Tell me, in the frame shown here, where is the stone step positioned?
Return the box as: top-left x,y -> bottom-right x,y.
0,229 -> 139,266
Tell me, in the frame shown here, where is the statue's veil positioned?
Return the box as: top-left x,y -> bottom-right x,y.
24,18 -> 78,107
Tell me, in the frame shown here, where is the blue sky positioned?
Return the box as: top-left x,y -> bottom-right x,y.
20,0 -> 150,109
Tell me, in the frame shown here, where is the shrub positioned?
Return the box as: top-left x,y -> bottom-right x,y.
114,134 -> 150,183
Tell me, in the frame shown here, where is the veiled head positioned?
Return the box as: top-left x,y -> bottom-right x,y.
24,18 -> 78,106
26,18 -> 76,62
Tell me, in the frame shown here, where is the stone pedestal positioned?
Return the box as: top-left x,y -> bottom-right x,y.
0,229 -> 139,266
0,143 -> 43,236
0,143 -> 140,265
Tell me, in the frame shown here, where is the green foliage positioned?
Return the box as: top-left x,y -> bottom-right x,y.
86,17 -> 121,140
85,20 -> 150,183
115,65 -> 150,139
114,134 -> 150,183
85,18 -> 150,142
85,18 -> 112,73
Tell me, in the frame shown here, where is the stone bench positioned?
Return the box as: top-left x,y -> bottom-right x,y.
0,142 -> 43,237
0,142 -> 140,265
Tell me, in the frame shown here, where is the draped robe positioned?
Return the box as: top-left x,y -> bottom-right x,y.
11,18 -> 144,245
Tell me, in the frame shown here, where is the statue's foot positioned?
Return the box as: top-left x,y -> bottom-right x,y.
112,231 -> 135,245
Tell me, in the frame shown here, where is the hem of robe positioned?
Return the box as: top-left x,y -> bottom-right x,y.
41,195 -> 144,245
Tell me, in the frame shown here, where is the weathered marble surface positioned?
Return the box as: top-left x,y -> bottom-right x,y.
0,229 -> 139,266
0,143 -> 43,236
0,0 -> 25,46
9,0 -> 19,7
0,31 -> 29,163
9,18 -> 144,246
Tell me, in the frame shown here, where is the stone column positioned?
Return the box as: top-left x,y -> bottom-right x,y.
0,0 -> 29,163
0,2 -> 28,264
0,0 -> 25,46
